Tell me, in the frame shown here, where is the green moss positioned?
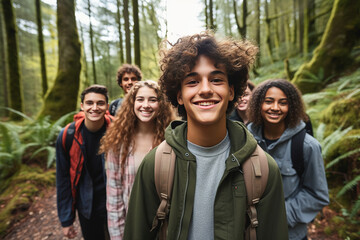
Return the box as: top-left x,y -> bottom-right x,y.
321,95 -> 360,134
0,164 -> 55,237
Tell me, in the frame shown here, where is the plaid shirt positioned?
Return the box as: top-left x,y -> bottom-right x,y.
106,150 -> 137,240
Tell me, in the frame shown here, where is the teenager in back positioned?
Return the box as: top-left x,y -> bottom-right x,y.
100,80 -> 174,240
123,32 -> 288,239
247,79 -> 329,240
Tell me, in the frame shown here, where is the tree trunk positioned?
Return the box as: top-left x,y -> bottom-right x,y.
0,3 -> 9,115
1,0 -> 24,120
297,0 -> 304,54
39,0 -> 81,120
292,0 -> 360,94
254,0 -> 260,67
132,0 -> 140,67
264,0 -> 273,63
79,22 -> 89,87
87,0 -> 97,84
209,0 -> 215,30
116,0 -> 124,64
204,0 -> 209,29
123,0 -> 132,63
35,0 -> 48,97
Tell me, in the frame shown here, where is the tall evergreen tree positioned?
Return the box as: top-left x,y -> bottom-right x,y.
1,0 -> 24,120
39,0 -> 81,120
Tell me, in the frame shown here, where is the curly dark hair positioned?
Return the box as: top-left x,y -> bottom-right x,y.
248,79 -> 308,128
158,31 -> 258,118
99,80 -> 175,177
116,64 -> 142,86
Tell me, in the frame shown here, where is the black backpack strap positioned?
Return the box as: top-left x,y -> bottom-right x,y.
63,121 -> 76,152
291,128 -> 306,177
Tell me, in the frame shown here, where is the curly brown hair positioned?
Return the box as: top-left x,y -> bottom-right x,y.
248,79 -> 308,128
99,80 -> 174,171
158,31 -> 258,118
116,64 -> 142,86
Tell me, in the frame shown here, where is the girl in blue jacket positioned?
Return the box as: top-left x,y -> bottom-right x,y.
247,79 -> 329,240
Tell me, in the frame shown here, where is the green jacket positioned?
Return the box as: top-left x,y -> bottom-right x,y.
124,120 -> 288,240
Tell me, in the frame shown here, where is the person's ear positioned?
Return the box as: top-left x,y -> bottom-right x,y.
229,85 -> 234,101
80,103 -> 84,111
177,91 -> 184,105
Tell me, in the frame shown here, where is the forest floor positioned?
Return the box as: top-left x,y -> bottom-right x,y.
2,187 -> 342,240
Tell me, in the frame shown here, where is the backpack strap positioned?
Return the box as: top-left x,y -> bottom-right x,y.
151,140 -> 176,239
62,121 -> 76,152
291,128 -> 306,177
243,145 -> 269,240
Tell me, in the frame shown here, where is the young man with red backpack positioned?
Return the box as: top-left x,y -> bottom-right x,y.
123,32 -> 288,239
56,85 -> 113,239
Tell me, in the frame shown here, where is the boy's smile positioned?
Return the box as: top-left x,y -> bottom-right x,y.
177,55 -> 234,128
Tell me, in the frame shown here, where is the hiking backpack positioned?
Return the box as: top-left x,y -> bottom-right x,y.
152,141 -> 269,240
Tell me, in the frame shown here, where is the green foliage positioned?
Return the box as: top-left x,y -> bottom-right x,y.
0,108 -> 75,181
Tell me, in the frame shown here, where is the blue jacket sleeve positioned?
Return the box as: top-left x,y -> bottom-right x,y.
56,128 -> 75,227
285,135 -> 330,227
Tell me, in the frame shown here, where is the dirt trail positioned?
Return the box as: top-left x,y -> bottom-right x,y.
3,186 -> 339,240
3,187 -> 82,240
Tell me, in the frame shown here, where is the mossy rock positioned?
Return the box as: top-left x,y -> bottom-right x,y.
321,95 -> 360,135
0,164 -> 55,237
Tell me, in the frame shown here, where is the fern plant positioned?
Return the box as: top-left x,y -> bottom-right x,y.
317,123 -> 360,220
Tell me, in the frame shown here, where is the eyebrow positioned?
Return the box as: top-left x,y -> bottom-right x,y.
185,70 -> 226,78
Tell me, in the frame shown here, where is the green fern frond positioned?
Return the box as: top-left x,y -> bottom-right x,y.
326,148 -> 360,169
315,123 -> 326,142
49,111 -> 76,141
0,107 -> 33,121
337,79 -> 351,93
322,126 -> 353,157
350,196 -> 360,219
337,175 -> 360,198
345,88 -> 360,99
302,92 -> 333,105
31,146 -> 56,168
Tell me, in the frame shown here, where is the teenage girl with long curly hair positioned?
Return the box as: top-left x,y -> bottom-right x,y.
99,80 -> 174,240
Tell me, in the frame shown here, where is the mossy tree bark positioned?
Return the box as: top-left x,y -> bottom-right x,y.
1,0 -> 24,120
35,0 -> 48,97
38,0 -> 81,120
132,0 -> 140,68
292,0 -> 360,94
0,3 -> 9,115
233,0 -> 247,39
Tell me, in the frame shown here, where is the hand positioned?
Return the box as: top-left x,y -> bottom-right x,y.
62,225 -> 77,239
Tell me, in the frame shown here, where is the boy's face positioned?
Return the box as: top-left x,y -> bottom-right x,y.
177,55 -> 234,127
81,92 -> 109,123
120,72 -> 139,94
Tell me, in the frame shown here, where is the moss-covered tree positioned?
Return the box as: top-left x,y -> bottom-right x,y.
292,0 -> 360,94
35,0 -> 48,97
1,0 -> 24,120
38,0 -> 81,120
0,3 -> 9,115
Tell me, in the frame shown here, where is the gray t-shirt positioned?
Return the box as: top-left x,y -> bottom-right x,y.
187,133 -> 230,240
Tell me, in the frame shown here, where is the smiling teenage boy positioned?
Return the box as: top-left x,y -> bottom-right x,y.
123,32 -> 288,239
109,64 -> 142,116
56,85 -> 112,239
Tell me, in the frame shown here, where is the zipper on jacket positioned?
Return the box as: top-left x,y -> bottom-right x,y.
176,161 -> 190,240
